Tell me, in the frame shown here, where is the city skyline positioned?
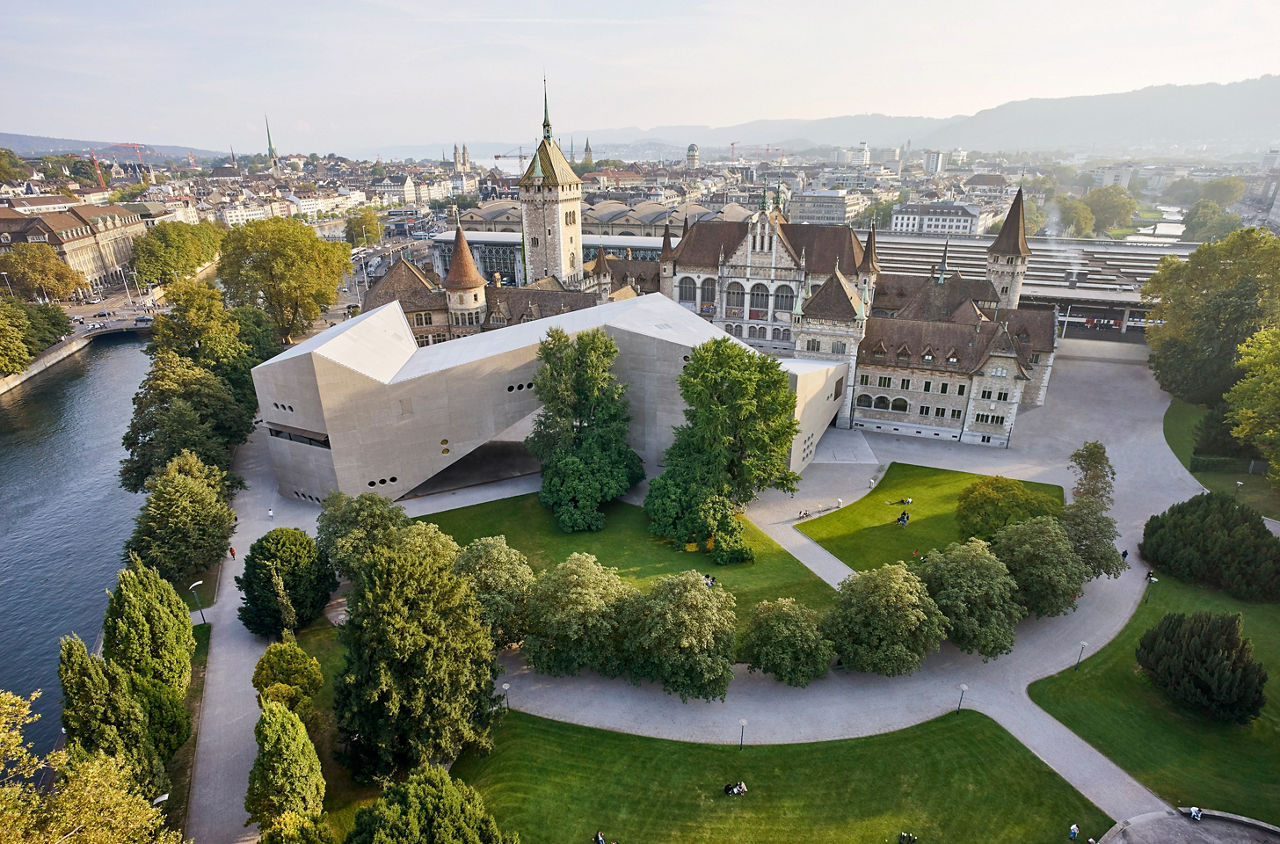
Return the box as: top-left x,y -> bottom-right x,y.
4,0 -> 1279,157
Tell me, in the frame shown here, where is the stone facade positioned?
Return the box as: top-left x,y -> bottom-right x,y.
519,97 -> 583,286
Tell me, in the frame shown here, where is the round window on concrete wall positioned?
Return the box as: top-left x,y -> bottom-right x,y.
442,447 -> 450,454
440,439 -> 448,445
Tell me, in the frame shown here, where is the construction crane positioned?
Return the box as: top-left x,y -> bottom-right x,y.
88,149 -> 106,189
729,141 -> 739,164
493,146 -> 528,165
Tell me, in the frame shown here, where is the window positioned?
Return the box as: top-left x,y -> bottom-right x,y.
859,374 -> 869,386
1030,353 -> 1041,364
856,394 -> 872,408
726,282 -> 745,308
992,366 -> 1008,377
981,435 -> 992,443
413,312 -> 432,327
806,339 -> 821,352
701,278 -> 716,304
939,383 -> 948,395
678,277 -> 696,302
957,384 -> 966,396
923,381 -> 932,393
877,376 -> 891,388
997,390 -> 1009,402
950,408 -> 962,419
531,236 -> 539,247
832,341 -> 846,355
935,407 -> 946,418
750,284 -> 769,310
774,284 -> 794,312
890,398 -> 908,412
919,406 -> 930,416
900,378 -> 910,389
873,396 -> 890,410
981,389 -> 993,400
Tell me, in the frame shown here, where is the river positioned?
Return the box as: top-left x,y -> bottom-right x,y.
0,335 -> 150,754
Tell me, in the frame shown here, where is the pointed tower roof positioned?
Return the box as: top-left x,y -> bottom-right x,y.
659,223 -> 674,260
519,84 -> 581,189
265,116 -> 276,159
542,78 -> 552,141
935,238 -> 950,284
681,215 -> 690,237
443,226 -> 486,290
989,187 -> 1031,257
858,224 -> 881,275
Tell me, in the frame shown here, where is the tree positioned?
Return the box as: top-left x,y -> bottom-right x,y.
1083,185 -> 1138,232
236,528 -> 334,636
1144,228 -> 1280,406
344,207 -> 381,248
0,299 -> 33,375
526,328 -> 644,532
218,217 -> 351,341
0,242 -> 84,300
149,277 -> 248,367
1068,440 -> 1116,508
245,701 -> 325,827
5,299 -> 72,359
453,536 -> 535,649
119,351 -> 253,491
258,812 -> 337,844
524,552 -> 638,678
1162,178 -> 1202,206
1228,328 -> 1280,483
990,516 -> 1089,618
1136,612 -> 1267,724
624,571 -> 737,702
822,564 -> 946,676
124,452 -> 235,582
1181,199 -> 1242,243
954,475 -> 1062,541
232,304 -> 281,363
58,636 -> 167,795
1054,198 -> 1094,237
645,337 -> 799,542
102,554 -> 196,696
131,221 -> 222,288
346,765 -> 518,844
128,675 -> 191,760
315,491 -> 409,579
910,539 -> 1024,660
253,640 -> 324,699
336,523 -> 498,780
1200,177 -> 1245,208
1060,498 -> 1126,580
741,598 -> 834,687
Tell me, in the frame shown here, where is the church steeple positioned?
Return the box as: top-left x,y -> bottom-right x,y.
987,187 -> 1032,309
857,224 -> 881,276
265,115 -> 277,159
542,78 -> 552,141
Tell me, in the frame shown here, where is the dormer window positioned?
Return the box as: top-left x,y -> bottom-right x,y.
947,355 -> 958,364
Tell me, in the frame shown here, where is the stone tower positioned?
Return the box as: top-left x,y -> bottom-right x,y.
519,86 -> 583,287
686,143 -> 700,169
453,144 -> 461,172
987,187 -> 1031,309
444,225 -> 488,338
582,137 -> 593,168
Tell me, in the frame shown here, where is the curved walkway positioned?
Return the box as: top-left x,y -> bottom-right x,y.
188,339 -> 1204,840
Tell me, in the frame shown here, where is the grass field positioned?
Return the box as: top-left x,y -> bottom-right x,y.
180,561 -> 220,612
422,494 -> 836,625
1028,575 -> 1280,824
296,623 -> 380,840
168,622 -> 210,835
1162,397 -> 1280,518
452,710 -> 1112,844
797,463 -> 1063,571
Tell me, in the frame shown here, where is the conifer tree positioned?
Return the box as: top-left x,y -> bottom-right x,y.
346,765 -> 518,844
102,553 -> 196,697
124,451 -> 235,583
237,528 -> 334,636
1136,611 -> 1268,724
244,701 -> 325,827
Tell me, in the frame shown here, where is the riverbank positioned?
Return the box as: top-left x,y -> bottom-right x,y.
0,334 -> 93,396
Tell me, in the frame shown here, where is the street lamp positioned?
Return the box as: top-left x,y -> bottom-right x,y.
738,718 -> 748,751
1075,641 -> 1088,671
502,682 -> 510,709
1236,481 -> 1244,498
188,581 -> 207,624
152,793 -> 169,807
1,271 -> 11,298
1144,573 -> 1159,604
956,683 -> 968,713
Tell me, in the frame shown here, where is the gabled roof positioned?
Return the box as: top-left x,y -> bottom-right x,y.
895,272 -> 999,322
443,226 -> 487,290
779,223 -> 865,275
801,270 -> 863,321
671,221 -> 749,268
518,137 -> 582,188
989,187 -> 1031,257
364,258 -> 443,313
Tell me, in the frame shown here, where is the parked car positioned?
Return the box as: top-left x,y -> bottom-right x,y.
94,311 -> 110,318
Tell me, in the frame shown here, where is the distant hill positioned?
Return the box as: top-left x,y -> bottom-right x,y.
0,132 -> 227,162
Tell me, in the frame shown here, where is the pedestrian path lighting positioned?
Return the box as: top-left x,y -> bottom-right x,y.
956,683 -> 968,713
502,682 -> 510,710
188,580 -> 206,624
1236,481 -> 1244,498
152,793 -> 169,806
738,718 -> 748,751
1075,641 -> 1088,671
1144,574 -> 1159,604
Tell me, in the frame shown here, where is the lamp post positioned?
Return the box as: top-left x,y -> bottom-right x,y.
1236,481 -> 1244,498
1144,573 -> 1159,605
738,718 -> 747,751
188,580 -> 206,624
956,683 -> 968,713
502,682 -> 510,710
1075,641 -> 1088,671
1,271 -> 11,298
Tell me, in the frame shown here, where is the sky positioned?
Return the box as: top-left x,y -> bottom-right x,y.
4,0 -> 1278,157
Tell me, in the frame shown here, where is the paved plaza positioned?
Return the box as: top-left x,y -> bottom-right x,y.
189,337 -> 1225,841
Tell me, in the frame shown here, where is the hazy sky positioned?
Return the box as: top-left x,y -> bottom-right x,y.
5,0 -> 1278,156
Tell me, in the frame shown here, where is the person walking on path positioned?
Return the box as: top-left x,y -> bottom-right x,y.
229,547 -> 236,561
1069,823 -> 1079,840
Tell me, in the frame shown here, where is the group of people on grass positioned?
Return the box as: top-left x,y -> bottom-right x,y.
723,781 -> 748,797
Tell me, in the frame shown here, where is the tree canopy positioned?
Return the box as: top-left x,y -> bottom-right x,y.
0,299 -> 33,375
124,450 -> 235,582
954,475 -> 1062,542
236,528 -> 334,637
990,516 -> 1089,618
1200,177 -> 1246,208
523,552 -> 638,679
910,539 -> 1024,660
336,523 -> 498,780
218,217 -> 351,341
346,765 -> 518,844
315,491 -> 410,579
245,701 -> 325,828
0,242 -> 85,299
1136,611 -> 1267,724
1181,199 -> 1242,243
131,220 -> 222,288
102,554 -> 196,696
1082,185 -> 1138,233
624,571 -> 737,702
1053,198 -> 1094,238
344,207 -> 381,248
823,565 -> 946,676
526,327 -> 644,532
1068,441 -> 1115,508
1226,328 -> 1280,485
453,536 -> 535,649
741,598 -> 834,687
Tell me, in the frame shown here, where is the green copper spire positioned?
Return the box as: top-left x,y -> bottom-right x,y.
759,177 -> 768,211
265,115 -> 276,159
542,78 -> 552,141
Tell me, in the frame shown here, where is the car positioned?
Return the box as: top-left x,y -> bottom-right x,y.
85,297 -> 102,304
85,322 -> 104,329
94,311 -> 110,318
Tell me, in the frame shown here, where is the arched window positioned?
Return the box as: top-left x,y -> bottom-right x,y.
781,328 -> 791,341
732,324 -> 744,337
891,398 -> 908,412
700,278 -> 716,305
726,282 -> 745,308
856,394 -> 873,408
569,252 -> 576,268
873,396 -> 890,410
774,284 -> 795,312
771,328 -> 781,340
750,283 -> 769,310
678,277 -> 696,302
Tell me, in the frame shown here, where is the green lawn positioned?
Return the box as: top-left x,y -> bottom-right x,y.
168,622 -> 210,835
452,710 -> 1112,844
1162,397 -> 1280,518
296,623 -> 380,840
422,494 -> 836,625
797,463 -> 1063,571
180,561 -> 220,612
1029,575 -> 1280,824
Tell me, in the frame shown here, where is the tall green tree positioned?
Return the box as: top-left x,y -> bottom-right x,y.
741,598 -> 834,688
990,516 -> 1089,618
1162,178 -> 1202,206
1083,185 -> 1138,232
453,536 -> 535,649
526,328 -> 644,532
823,565 -> 946,676
344,207 -> 381,248
131,221 -> 222,288
1061,498 -> 1126,580
245,701 -> 325,828
315,491 -> 409,579
1068,440 -> 1116,508
1144,228 -> 1280,406
0,300 -> 33,375
624,571 -> 737,702
1227,328 -> 1280,484
1054,198 -> 1094,237
6,299 -> 72,358
218,217 -> 351,341
336,523 -> 498,780
253,640 -> 324,700
258,812 -> 337,844
102,554 -> 196,696
1136,611 -> 1267,724
149,277 -> 248,366
1200,177 -> 1246,208
1181,199 -> 1242,243
954,475 -> 1062,541
645,337 -> 799,544
124,451 -> 235,582
910,539 -> 1024,660
346,765 -> 518,844
0,242 -> 84,299
524,552 -> 638,678
236,528 -> 334,637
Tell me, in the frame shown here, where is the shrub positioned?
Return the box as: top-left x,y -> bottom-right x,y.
742,599 -> 833,687
1136,611 -> 1268,724
623,571 -> 737,702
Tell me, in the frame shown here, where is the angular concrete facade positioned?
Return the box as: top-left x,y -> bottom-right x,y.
252,295 -> 846,501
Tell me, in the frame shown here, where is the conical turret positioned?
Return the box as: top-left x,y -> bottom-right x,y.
659,223 -> 674,261
444,226 -> 486,290
989,188 -> 1031,258
857,224 -> 881,276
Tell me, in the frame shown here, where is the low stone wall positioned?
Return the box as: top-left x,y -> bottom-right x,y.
0,335 -> 92,396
